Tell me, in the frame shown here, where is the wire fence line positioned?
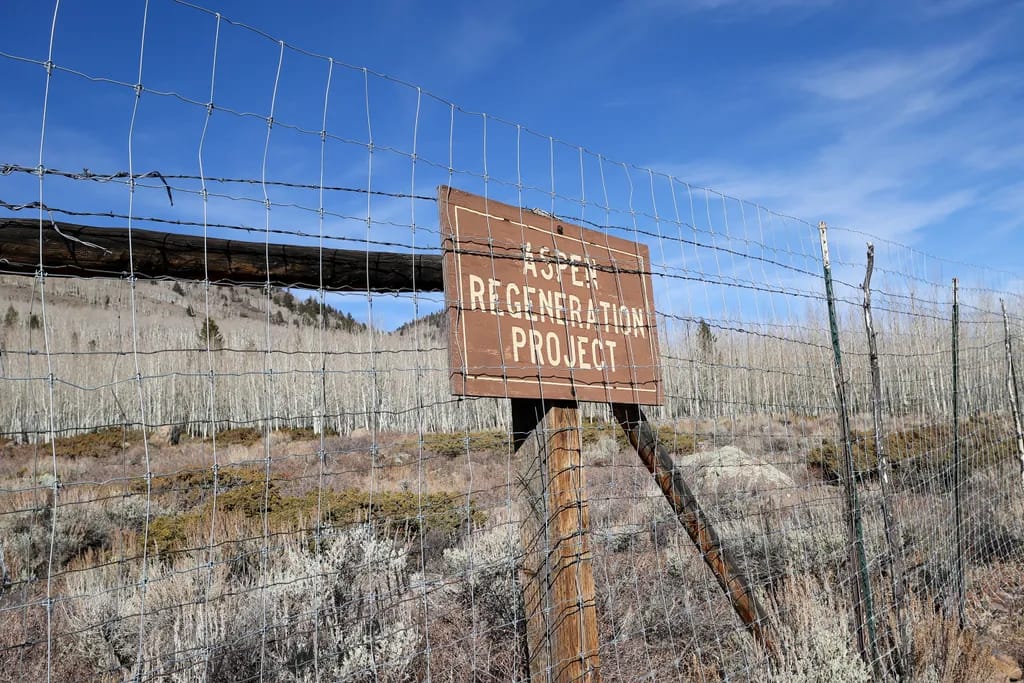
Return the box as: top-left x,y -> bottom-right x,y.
1,2 -> 1023,682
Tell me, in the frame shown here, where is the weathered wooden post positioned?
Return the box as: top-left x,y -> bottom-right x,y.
611,402 -> 776,653
818,222 -> 881,676
439,187 -> 623,682
513,398 -> 600,682
952,277 -> 966,628
861,243 -> 910,678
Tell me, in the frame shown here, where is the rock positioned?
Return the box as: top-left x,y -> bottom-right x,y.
675,445 -> 796,503
989,651 -> 1023,682
150,424 -> 184,447
349,427 -> 372,441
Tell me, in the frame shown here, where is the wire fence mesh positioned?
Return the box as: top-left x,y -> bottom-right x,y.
1,2 -> 1023,682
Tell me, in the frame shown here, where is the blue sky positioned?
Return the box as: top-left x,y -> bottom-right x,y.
1,0 -> 1022,330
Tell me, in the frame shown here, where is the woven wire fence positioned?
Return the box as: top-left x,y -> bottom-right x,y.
2,2 -> 1023,682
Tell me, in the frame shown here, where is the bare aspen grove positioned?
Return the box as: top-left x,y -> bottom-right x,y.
2,3 -> 1024,682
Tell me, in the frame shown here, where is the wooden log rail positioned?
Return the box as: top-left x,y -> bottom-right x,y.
0,218 -> 444,292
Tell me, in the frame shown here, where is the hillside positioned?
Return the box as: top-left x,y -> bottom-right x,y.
0,274 -> 460,438
0,274 -> 399,339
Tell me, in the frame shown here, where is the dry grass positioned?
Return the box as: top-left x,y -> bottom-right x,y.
2,286 -> 1023,681
908,595 -> 997,682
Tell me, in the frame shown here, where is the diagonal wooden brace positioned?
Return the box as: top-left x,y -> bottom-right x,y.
611,403 -> 777,655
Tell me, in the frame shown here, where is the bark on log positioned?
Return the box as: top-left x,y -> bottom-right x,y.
0,218 -> 444,292
611,403 -> 777,656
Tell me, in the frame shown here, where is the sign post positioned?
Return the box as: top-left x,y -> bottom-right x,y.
512,398 -> 600,683
440,186 -> 773,679
440,185 -> 662,683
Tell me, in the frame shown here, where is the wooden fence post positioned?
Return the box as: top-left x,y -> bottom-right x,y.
952,278 -> 966,629
1000,299 -> 1024,493
512,399 -> 601,683
818,222 -> 881,675
861,243 -> 909,678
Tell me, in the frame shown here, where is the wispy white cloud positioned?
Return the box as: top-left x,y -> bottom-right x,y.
914,0 -> 1009,18
796,38 -> 987,104
685,0 -> 834,10
639,0 -> 836,15
435,5 -> 524,79
655,15 -> 1023,249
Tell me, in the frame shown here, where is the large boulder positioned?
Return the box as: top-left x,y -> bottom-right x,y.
675,445 -> 795,505
989,651 -> 1023,682
149,424 -> 183,447
348,427 -> 372,441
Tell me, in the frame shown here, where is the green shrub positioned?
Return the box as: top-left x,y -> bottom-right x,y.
413,423 -> 694,458
140,481 -> 483,555
144,512 -> 197,553
807,417 -> 1013,487
137,465 -> 265,509
413,430 -> 510,457
48,428 -> 141,459
653,424 -> 697,455
295,488 -> 485,538
209,426 -> 263,446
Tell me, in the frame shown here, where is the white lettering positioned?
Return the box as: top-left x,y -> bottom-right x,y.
605,339 -> 618,371
506,283 -> 522,318
632,307 -> 646,338
556,250 -> 571,283
552,291 -> 565,322
576,335 -> 591,369
538,288 -> 554,322
586,300 -> 599,330
539,247 -> 554,280
487,278 -> 503,315
591,338 -> 604,370
529,330 -> 543,364
571,255 -> 585,287
568,295 -> 582,328
469,274 -> 485,312
522,243 -> 537,278
511,326 -> 527,361
545,332 -> 561,366
523,286 -> 537,321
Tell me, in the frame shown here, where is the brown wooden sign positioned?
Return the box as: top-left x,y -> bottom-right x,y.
440,186 -> 663,405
